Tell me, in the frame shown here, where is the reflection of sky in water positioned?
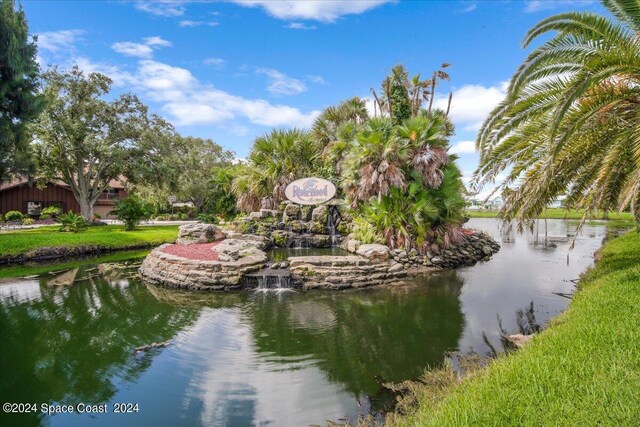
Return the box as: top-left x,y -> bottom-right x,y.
3,219 -> 622,427
0,279 -> 41,303
457,218 -> 608,353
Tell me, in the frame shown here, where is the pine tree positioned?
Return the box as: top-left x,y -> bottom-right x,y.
0,0 -> 43,182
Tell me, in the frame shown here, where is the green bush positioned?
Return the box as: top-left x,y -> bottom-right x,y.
22,218 -> 34,226
351,217 -> 382,244
5,211 -> 24,222
155,213 -> 170,221
179,213 -> 188,220
111,196 -> 154,231
58,212 -> 89,233
39,206 -> 62,220
196,213 -> 219,224
93,212 -> 102,220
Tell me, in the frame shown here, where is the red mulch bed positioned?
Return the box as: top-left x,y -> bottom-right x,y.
161,241 -> 222,261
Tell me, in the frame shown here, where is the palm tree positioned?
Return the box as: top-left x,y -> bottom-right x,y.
311,97 -> 368,149
341,118 -> 408,206
396,116 -> 450,189
474,0 -> 640,227
232,129 -> 321,211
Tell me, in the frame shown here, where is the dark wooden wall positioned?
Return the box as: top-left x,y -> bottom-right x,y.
0,183 -> 80,215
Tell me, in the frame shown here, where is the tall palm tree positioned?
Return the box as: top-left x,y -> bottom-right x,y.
474,0 -> 640,227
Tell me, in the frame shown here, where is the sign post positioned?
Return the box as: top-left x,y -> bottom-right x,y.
168,196 -> 177,214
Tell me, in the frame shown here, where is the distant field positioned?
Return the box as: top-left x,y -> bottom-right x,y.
466,208 -> 635,221
0,225 -> 179,256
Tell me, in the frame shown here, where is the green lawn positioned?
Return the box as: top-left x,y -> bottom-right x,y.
0,225 -> 178,256
390,229 -> 640,426
466,207 -> 635,221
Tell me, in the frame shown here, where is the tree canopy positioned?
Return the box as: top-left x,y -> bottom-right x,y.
0,0 -> 43,182
474,0 -> 640,228
33,67 -> 172,221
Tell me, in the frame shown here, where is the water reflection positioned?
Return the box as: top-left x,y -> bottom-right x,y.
0,218 -> 623,426
0,265 -> 199,426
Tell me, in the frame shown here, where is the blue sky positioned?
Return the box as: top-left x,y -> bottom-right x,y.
26,0 -> 604,198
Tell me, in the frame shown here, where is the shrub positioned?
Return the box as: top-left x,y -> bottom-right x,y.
22,218 -> 34,226
351,217 -> 382,244
179,213 -> 188,221
93,212 -> 102,220
111,196 -> 154,231
155,213 -> 170,221
39,206 -> 62,220
196,213 -> 219,224
58,212 -> 89,232
5,211 -> 23,222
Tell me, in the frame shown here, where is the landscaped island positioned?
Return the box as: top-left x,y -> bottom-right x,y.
139,208 -> 500,291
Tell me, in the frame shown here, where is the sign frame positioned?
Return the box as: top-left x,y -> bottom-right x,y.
284,177 -> 336,205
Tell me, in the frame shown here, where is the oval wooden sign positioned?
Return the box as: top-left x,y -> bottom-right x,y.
284,177 -> 336,205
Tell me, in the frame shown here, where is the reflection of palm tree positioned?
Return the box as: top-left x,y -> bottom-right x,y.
483,301 -> 542,357
245,274 -> 465,406
0,267 -> 198,425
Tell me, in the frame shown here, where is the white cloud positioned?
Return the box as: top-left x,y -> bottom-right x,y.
143,36 -> 172,47
204,57 -> 227,68
524,0 -> 595,13
305,74 -> 326,84
179,20 -> 220,27
135,0 -> 186,17
37,29 -> 84,52
137,60 -> 197,92
285,22 -> 317,30
460,2 -> 477,13
450,140 -> 477,154
111,42 -> 154,58
434,82 -> 508,132
230,125 -> 250,136
256,68 -> 307,95
232,0 -> 392,22
111,36 -> 172,59
100,59 -> 320,128
74,57 -> 137,86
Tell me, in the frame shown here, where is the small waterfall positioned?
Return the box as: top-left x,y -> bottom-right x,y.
291,234 -> 310,249
248,267 -> 293,291
327,206 -> 342,246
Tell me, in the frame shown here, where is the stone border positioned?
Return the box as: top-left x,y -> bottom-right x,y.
289,255 -> 407,290
139,243 -> 267,291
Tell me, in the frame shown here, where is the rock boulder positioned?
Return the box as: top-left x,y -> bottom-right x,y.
356,243 -> 390,262
176,223 -> 225,245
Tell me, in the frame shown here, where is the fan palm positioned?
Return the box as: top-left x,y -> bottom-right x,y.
474,0 -> 640,227
396,116 -> 450,189
341,118 -> 408,206
232,129 -> 321,211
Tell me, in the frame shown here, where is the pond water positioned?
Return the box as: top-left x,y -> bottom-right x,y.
0,219 -> 621,426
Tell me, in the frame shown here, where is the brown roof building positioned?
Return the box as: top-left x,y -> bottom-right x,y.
0,177 -> 127,219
